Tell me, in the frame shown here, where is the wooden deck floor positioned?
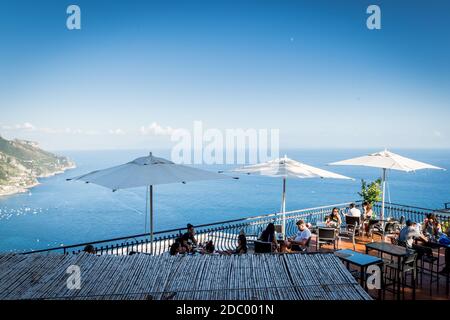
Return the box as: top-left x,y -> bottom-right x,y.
0,252 -> 371,300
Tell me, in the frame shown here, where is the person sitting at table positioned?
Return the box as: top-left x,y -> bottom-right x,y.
235,231 -> 248,254
219,230 -> 248,255
422,214 -> 442,237
361,202 -> 375,233
83,244 -> 96,254
259,223 -> 278,252
285,220 -> 311,251
325,207 -> 342,227
347,203 -> 362,218
362,201 -> 374,219
169,239 -> 187,255
181,223 -> 198,252
399,220 -> 428,248
201,240 -> 215,254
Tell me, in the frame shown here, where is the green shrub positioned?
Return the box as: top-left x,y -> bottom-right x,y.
358,178 -> 382,205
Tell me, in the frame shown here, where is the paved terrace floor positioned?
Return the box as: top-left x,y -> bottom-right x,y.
0,252 -> 371,300
311,235 -> 450,300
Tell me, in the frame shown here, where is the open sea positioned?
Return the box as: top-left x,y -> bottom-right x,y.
0,149 -> 449,253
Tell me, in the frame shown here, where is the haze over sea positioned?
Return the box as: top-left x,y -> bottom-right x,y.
0,148 -> 449,253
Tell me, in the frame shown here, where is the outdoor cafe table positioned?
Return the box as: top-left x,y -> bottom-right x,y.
335,249 -> 383,298
365,242 -> 412,300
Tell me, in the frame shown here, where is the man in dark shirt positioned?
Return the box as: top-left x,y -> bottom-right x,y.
181,223 -> 198,252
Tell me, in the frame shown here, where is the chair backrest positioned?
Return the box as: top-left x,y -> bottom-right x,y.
318,227 -> 336,241
412,244 -> 432,257
384,221 -> 399,234
404,252 -> 418,266
305,236 -> 312,248
345,215 -> 360,227
274,224 -> 282,234
254,240 -> 272,253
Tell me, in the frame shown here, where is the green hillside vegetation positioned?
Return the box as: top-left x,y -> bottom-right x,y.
0,135 -> 75,195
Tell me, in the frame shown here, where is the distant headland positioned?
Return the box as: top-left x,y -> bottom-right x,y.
0,136 -> 75,197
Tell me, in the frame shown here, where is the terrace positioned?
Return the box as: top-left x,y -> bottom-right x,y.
5,201 -> 450,300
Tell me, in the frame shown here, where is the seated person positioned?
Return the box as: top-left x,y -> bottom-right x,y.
169,240 -> 187,255
347,203 -> 362,218
220,231 -> 248,255
285,220 -> 311,251
422,214 -> 442,238
259,223 -> 278,252
399,220 -> 428,248
235,232 -> 248,254
362,201 -> 375,232
201,240 -> 215,254
325,207 -> 342,227
181,223 -> 198,252
83,244 -> 96,254
362,201 -> 374,219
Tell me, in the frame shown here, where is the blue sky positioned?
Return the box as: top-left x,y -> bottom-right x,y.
0,0 -> 449,150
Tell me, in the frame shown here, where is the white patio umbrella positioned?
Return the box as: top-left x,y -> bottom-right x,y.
329,149 -> 445,223
233,156 -> 353,238
68,152 -> 235,253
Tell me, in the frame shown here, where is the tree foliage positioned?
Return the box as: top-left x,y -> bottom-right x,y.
358,178 -> 382,204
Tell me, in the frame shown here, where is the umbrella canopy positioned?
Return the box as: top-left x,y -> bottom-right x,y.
233,156 -> 353,179
68,153 -> 234,253
329,149 -> 445,224
233,156 -> 353,237
329,149 -> 444,172
69,153 -> 230,190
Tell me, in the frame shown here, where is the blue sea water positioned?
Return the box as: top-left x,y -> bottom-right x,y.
0,149 -> 449,253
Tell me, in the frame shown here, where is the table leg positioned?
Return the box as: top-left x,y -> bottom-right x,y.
446,271 -> 449,296
360,266 -> 365,289
397,256 -> 401,301
379,262 -> 384,300
437,247 -> 441,293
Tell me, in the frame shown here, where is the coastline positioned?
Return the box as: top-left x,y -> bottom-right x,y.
0,163 -> 76,197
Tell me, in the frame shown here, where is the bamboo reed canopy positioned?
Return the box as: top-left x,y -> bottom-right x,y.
0,253 -> 371,300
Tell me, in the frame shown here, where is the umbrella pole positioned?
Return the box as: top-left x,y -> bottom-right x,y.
381,168 -> 387,240
150,185 -> 153,255
281,177 -> 286,239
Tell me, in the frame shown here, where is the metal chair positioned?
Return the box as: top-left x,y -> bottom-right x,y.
316,227 -> 337,251
346,215 -> 363,235
291,236 -> 311,253
384,252 -> 418,300
338,223 -> 357,250
370,219 -> 401,242
413,244 -> 439,295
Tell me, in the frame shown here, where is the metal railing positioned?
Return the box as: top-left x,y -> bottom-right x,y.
22,201 -> 450,256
